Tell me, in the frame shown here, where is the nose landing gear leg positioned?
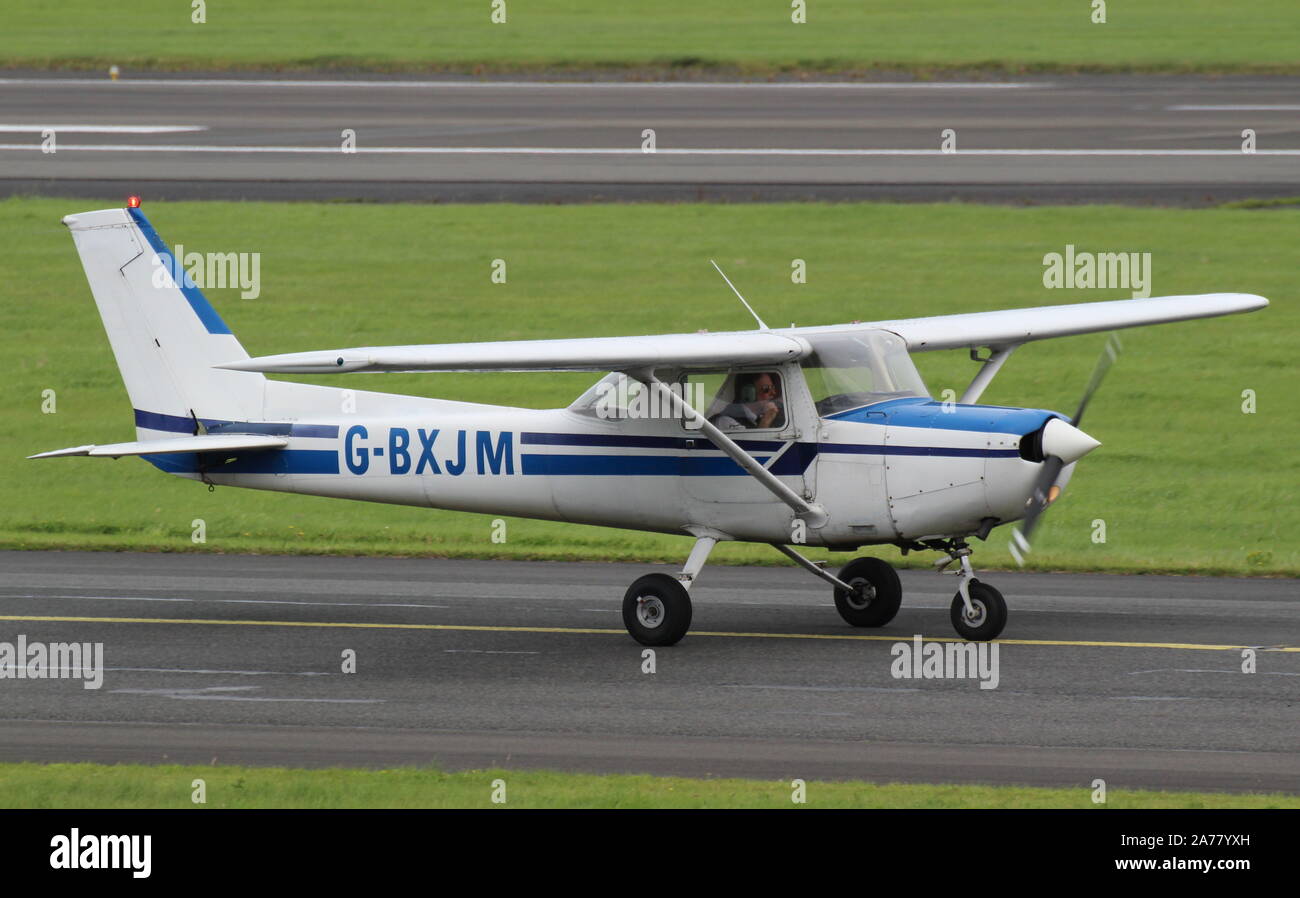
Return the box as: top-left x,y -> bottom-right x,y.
928,538 -> 1007,641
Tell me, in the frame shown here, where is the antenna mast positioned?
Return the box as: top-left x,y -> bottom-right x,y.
710,260 -> 769,331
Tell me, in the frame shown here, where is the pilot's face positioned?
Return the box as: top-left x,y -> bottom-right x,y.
754,374 -> 778,399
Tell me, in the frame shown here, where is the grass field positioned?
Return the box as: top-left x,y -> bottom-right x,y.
2,1 -> 1299,75
1,197 -> 1295,575
3,762 -> 1295,809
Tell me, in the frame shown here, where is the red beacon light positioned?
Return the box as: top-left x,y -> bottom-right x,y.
126,195 -> 142,208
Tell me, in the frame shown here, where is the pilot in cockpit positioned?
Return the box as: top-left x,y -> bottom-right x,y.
708,371 -> 785,430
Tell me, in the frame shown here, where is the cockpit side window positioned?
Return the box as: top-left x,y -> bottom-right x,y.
681,370 -> 787,432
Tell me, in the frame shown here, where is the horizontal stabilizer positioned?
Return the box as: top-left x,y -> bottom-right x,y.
29,433 -> 289,460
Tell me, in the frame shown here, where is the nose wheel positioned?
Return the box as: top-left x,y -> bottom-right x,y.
950,580 -> 1007,641
920,537 -> 1009,641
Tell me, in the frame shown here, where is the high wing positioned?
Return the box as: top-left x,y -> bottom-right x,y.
217,331 -> 809,373
29,433 -> 289,460
857,292 -> 1269,352
217,293 -> 1267,374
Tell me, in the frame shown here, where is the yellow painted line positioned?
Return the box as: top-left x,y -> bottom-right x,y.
0,614 -> 1294,652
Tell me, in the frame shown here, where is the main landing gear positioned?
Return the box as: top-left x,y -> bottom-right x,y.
621,533 -> 715,647
829,556 -> 902,627
622,573 -> 692,646
619,533 -> 1008,646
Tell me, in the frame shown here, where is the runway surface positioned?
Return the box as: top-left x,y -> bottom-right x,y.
2,74 -> 1298,204
0,550 -> 1296,793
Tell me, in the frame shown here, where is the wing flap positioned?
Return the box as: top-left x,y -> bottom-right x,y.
29,433 -> 290,460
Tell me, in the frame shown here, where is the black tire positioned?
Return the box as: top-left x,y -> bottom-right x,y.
833,557 -> 903,627
622,573 -> 693,646
950,580 -> 1007,641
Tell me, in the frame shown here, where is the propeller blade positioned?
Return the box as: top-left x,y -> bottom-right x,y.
1010,455 -> 1063,566
1022,454 -> 1064,538
1071,331 -> 1122,428
1011,333 -> 1122,566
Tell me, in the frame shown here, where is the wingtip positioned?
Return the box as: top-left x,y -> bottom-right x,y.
28,445 -> 93,459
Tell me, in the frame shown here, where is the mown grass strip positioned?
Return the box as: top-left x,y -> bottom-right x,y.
3,1 -> 1300,76
3,762 -> 1296,809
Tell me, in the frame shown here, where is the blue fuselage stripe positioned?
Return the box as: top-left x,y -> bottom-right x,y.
127,419 -> 1023,478
519,441 -> 1013,475
521,431 -> 783,451
820,445 -> 1021,458
143,449 -> 339,475
520,454 -> 787,476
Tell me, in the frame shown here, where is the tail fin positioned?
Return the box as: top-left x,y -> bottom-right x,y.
63,206 -> 265,437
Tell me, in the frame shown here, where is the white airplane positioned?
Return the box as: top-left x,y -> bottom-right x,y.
33,202 -> 1268,646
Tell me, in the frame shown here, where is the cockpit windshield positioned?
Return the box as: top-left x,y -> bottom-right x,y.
803,330 -> 929,416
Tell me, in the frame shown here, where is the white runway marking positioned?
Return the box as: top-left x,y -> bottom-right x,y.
111,686 -> 382,703
0,78 -> 1046,90
0,593 -> 447,610
443,649 -> 540,655
1129,668 -> 1300,676
106,667 -> 335,677
722,684 -> 921,693
1168,105 -> 1300,111
0,124 -> 206,133
3,143 -> 1296,156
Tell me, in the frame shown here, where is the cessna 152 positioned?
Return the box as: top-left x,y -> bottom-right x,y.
33,203 -> 1268,646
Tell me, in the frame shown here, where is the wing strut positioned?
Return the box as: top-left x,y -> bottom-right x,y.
958,345 -> 1018,405
639,374 -> 827,527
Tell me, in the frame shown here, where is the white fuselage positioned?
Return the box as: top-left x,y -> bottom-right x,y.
144,375 -> 1063,548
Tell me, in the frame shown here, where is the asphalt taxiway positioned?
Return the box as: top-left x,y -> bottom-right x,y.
1,550 -> 1295,792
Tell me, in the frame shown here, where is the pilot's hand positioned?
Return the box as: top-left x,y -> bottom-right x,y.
755,400 -> 780,428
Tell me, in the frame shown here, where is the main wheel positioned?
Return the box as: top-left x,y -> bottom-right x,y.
832,557 -> 903,627
950,580 -> 1007,641
622,573 -> 693,646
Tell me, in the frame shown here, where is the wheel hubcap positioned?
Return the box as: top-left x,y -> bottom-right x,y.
845,578 -> 876,610
636,595 -> 665,629
963,598 -> 987,627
